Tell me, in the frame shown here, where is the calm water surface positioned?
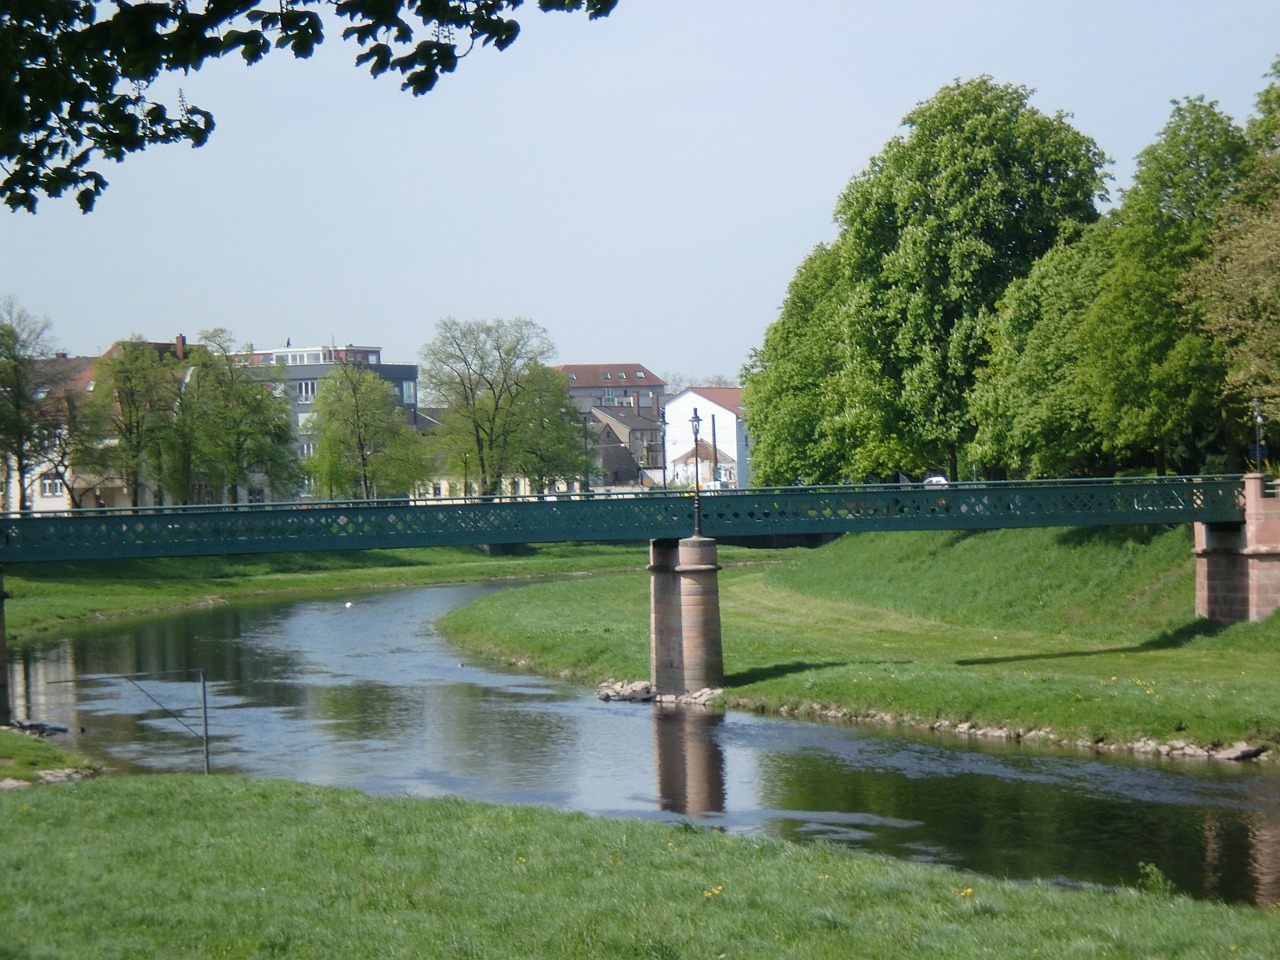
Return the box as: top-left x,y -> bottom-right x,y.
13,584 -> 1280,906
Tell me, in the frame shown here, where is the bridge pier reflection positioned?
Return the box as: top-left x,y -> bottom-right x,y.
649,536 -> 723,696
654,707 -> 726,817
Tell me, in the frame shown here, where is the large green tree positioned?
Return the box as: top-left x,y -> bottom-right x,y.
1190,196 -> 1280,428
741,244 -> 852,485
1187,61 -> 1280,441
421,317 -> 575,496
745,77 -> 1106,483
2,0 -> 617,213
840,78 -> 1106,480
1073,96 -> 1248,474
969,219 -> 1116,478
308,362 -> 429,500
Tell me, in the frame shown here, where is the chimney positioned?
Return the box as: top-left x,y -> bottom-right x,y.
175,333 -> 186,360
55,351 -> 68,359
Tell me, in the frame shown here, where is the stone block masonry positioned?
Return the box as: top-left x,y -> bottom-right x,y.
649,536 -> 724,695
1195,473 -> 1280,622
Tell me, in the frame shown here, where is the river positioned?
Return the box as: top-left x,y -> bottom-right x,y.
11,583 -> 1280,907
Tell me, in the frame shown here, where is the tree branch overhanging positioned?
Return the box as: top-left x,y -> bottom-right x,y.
0,0 -> 618,212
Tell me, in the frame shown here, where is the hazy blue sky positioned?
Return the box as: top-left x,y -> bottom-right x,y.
4,1 -> 1279,383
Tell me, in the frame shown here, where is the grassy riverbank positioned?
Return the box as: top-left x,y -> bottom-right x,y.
2,543 -> 672,643
3,774 -> 1278,958
0,728 -> 93,784
440,525 -> 1280,752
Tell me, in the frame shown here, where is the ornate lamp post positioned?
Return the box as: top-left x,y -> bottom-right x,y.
690,407 -> 702,536
660,409 -> 668,490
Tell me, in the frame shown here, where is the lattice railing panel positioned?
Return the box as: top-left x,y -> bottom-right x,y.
0,477 -> 1245,564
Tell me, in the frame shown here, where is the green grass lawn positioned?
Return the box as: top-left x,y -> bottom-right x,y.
440,525 -> 1280,750
6,528 -> 1280,949
3,774 -> 1277,959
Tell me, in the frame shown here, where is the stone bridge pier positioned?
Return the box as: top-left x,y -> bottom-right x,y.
649,536 -> 724,695
1195,473 -> 1280,622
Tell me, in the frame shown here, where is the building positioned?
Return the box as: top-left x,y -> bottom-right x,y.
555,363 -> 666,414
14,337 -> 423,511
587,405 -> 667,489
15,336 -> 192,513
663,387 -> 751,490
242,343 -> 420,476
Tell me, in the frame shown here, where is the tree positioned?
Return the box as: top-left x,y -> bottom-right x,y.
39,362 -> 112,508
308,362 -> 429,499
94,337 -> 180,507
969,219 -> 1116,478
0,296 -> 61,512
1190,196 -> 1280,428
1073,97 -> 1248,474
746,78 -> 1106,483
741,244 -> 852,485
1187,62 -> 1280,438
192,329 -> 301,502
1,0 -> 618,213
844,78 -> 1107,480
420,317 -> 571,496
506,365 -> 589,493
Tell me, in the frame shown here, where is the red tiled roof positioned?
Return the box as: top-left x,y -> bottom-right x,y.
554,363 -> 665,388
683,387 -> 743,413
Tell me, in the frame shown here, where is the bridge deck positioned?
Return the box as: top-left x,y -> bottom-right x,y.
0,477 -> 1246,565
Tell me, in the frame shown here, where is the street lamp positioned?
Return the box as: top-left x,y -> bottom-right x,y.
660,410 -> 668,490
690,407 -> 702,536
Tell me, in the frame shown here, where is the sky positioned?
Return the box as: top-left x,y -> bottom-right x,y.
4,1 -> 1280,384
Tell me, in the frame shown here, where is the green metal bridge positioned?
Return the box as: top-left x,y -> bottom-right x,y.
0,476 -> 1246,565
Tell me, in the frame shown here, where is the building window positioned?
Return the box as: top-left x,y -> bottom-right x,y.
617,372 -> 626,379
297,380 -> 317,403
39,474 -> 65,498
603,387 -> 614,400
635,371 -> 645,379
601,372 -> 611,380
248,487 -> 266,504
400,381 -> 417,405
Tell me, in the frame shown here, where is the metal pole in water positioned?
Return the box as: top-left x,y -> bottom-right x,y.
199,669 -> 210,775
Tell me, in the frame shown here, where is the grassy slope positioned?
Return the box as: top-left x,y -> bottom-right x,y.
3,775 -> 1278,959
2,543 -> 661,643
441,525 -> 1280,748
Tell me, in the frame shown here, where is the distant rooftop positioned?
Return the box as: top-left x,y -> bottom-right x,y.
554,363 -> 665,388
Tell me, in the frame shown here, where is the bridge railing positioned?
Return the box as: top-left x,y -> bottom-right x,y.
0,476 -> 1246,565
